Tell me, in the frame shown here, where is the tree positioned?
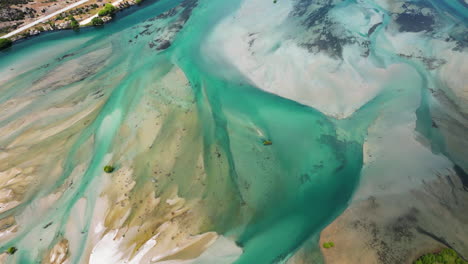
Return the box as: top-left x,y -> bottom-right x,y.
91,17 -> 104,26
68,15 -> 79,31
0,38 -> 13,50
98,3 -> 116,17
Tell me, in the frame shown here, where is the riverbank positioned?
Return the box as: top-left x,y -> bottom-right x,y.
0,0 -> 143,47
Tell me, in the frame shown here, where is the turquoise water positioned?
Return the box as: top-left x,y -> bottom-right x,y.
0,0 -> 466,263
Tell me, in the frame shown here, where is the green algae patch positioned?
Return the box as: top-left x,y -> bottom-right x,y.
103,165 -> 115,173
414,248 -> 467,264
323,242 -> 335,249
6,246 -> 17,255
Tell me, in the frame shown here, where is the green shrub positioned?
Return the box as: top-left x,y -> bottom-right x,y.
135,0 -> 142,4
71,20 -> 79,30
91,17 -> 104,26
98,9 -> 108,16
98,3 -> 116,17
0,38 -> 13,50
6,246 -> 17,255
103,165 -> 114,173
413,248 -> 468,264
68,16 -> 79,31
104,3 -> 116,11
323,242 -> 334,249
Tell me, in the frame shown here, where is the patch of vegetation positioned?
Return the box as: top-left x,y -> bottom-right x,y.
103,165 -> 114,173
0,38 -> 13,50
0,7 -> 25,22
414,248 -> 468,264
6,246 -> 17,255
55,13 -> 65,21
0,0 -> 32,7
66,4 -> 99,17
135,0 -> 143,4
0,23 -> 20,35
47,20 -> 56,29
91,17 -> 104,26
323,242 -> 335,249
68,15 -> 79,31
98,3 -> 116,17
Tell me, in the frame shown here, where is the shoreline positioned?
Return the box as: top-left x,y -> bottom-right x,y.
1,0 -> 91,39
0,0 -> 144,46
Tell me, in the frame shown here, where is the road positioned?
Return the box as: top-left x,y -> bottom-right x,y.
80,0 -> 126,25
2,0 -> 90,39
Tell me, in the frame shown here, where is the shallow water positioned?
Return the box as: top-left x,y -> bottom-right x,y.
0,0 -> 466,263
